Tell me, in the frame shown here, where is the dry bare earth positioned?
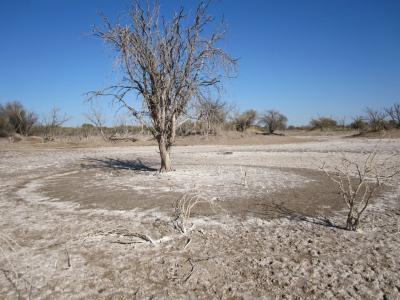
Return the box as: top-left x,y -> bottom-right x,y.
0,137 -> 400,299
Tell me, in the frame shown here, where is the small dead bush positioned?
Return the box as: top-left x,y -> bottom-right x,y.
173,192 -> 220,234
0,233 -> 34,299
322,146 -> 400,231
350,116 -> 368,132
365,107 -> 387,132
385,103 -> 400,128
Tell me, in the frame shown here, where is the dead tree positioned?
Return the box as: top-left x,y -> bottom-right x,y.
259,110 -> 287,134
42,107 -> 69,141
88,1 -> 236,172
322,146 -> 400,231
84,105 -> 108,141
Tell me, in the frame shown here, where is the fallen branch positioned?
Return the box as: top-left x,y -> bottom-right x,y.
94,228 -> 155,245
183,238 -> 192,250
183,258 -> 195,283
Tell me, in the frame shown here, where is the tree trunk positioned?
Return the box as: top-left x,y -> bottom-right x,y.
158,137 -> 172,172
346,210 -> 359,231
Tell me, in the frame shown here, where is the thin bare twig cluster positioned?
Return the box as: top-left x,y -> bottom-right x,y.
42,107 -> 69,141
84,104 -> 108,142
322,145 -> 400,230
0,233 -> 34,299
173,192 -> 220,234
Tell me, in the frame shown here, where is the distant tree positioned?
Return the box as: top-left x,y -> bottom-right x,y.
84,106 -> 108,141
81,123 -> 96,139
365,107 -> 387,131
310,117 -> 337,131
384,103 -> 400,128
350,116 -> 368,131
0,101 -> 37,136
0,104 -> 10,137
88,1 -> 236,172
81,123 -> 95,129
234,109 -> 257,132
42,107 -> 69,141
259,110 -> 288,134
196,99 -> 229,135
114,113 -> 136,136
175,119 -> 194,136
337,116 -> 347,130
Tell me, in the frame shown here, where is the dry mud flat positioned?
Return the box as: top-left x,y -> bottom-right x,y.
0,138 -> 400,299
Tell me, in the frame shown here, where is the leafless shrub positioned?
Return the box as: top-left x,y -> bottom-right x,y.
84,104 -> 109,141
322,145 -> 400,231
0,233 -> 34,299
196,98 -> 230,136
365,107 -> 387,131
350,115 -> 368,132
385,103 -> 400,128
173,192 -> 219,234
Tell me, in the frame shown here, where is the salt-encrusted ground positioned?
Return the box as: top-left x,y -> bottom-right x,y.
0,137 -> 399,299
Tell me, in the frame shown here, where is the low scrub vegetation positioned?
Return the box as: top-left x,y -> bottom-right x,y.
307,103 -> 400,133
234,109 -> 258,132
310,117 -> 338,131
1,100 -> 400,142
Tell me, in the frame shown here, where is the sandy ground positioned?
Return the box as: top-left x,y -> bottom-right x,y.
0,136 -> 400,299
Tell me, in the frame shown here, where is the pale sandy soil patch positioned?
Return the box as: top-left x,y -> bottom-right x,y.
0,138 -> 399,299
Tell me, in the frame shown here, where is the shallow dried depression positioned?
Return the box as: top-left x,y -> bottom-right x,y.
1,138 -> 400,299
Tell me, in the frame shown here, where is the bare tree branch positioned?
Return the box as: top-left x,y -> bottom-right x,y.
88,0 -> 237,171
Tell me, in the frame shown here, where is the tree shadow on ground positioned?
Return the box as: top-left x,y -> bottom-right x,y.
81,157 -> 158,172
250,202 -> 344,230
255,132 -> 285,136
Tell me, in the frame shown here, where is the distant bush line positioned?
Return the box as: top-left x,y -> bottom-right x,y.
1,100 -> 399,141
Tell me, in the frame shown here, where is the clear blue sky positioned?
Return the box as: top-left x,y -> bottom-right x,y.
0,0 -> 399,126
